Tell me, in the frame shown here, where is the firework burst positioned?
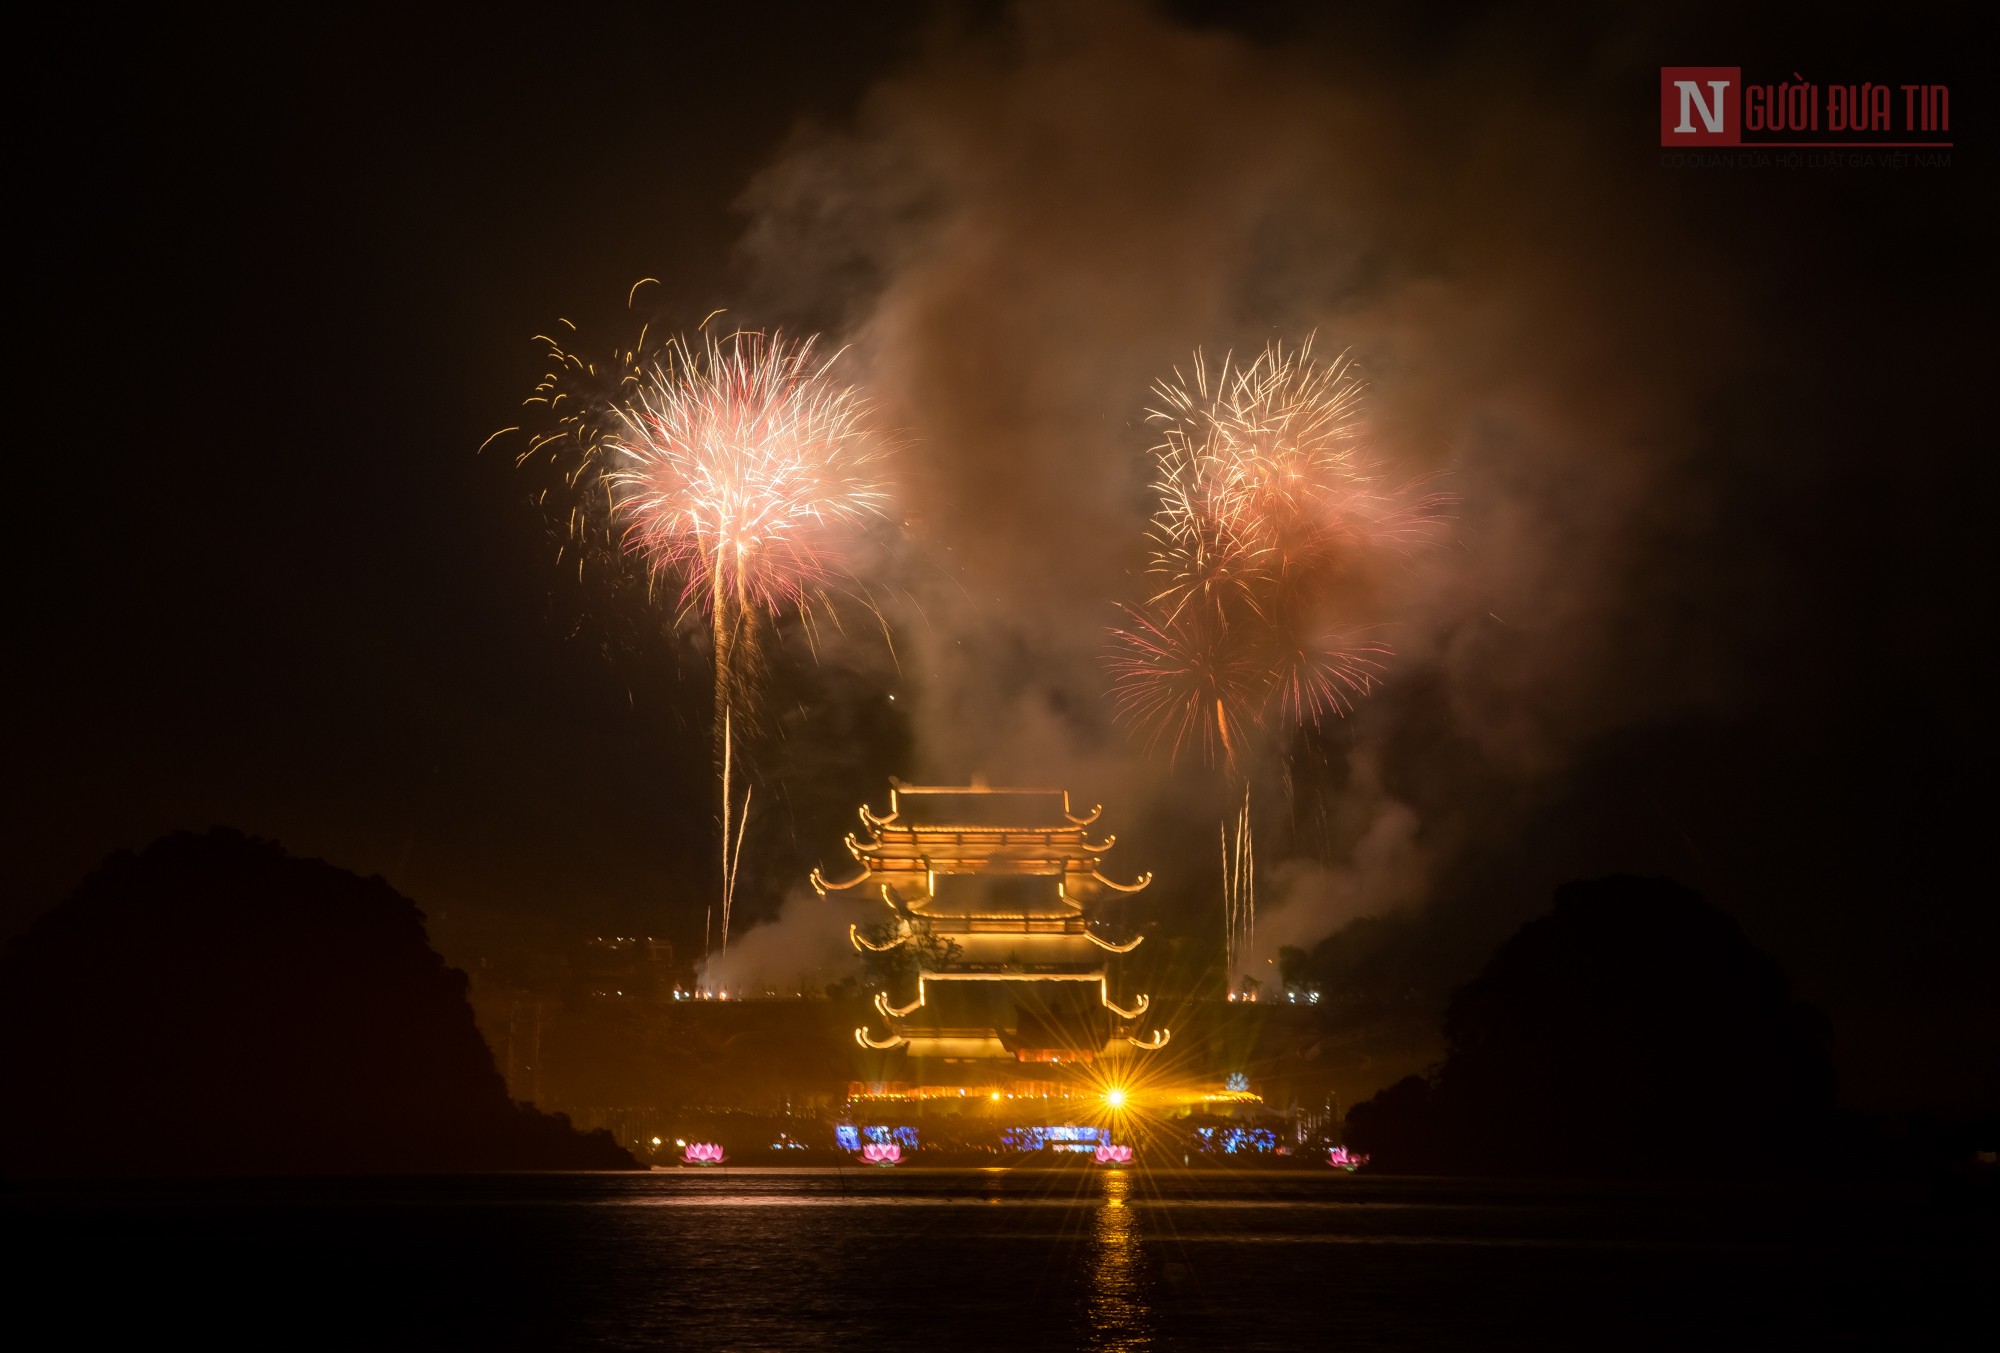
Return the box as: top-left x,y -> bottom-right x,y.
608,331 -> 889,951
1108,336 -> 1447,979
506,314 -> 891,954
1110,337 -> 1435,765
1105,602 -> 1260,769
607,332 -> 887,632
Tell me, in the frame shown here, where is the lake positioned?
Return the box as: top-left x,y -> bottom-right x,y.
9,1167 -> 1991,1348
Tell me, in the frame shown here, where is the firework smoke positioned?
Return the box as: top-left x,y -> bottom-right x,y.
718,0 -> 1758,1001
597,3 -> 1985,1107
1110,338 -> 1447,979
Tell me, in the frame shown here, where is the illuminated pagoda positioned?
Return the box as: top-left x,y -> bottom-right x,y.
812,782 -> 1169,1093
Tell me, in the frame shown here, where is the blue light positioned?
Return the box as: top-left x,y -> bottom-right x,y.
1046,1125 -> 1102,1143
1193,1126 -> 1277,1155
1000,1125 -> 1102,1151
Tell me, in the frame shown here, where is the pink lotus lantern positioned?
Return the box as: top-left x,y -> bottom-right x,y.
1094,1143 -> 1134,1165
1327,1146 -> 1368,1171
860,1142 -> 902,1166
682,1141 -> 726,1166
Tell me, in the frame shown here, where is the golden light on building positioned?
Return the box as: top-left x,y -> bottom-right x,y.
817,782 -> 1268,1152
815,782 -> 1170,1070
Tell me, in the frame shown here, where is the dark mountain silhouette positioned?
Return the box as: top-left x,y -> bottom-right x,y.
1346,875 -> 1835,1176
0,829 -> 636,1174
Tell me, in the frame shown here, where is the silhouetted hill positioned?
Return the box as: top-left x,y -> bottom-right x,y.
0,830 -> 637,1174
1346,875 -> 1836,1177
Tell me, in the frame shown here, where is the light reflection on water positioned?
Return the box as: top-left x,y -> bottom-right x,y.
10,1169 -> 1990,1350
1089,1170 -> 1151,1351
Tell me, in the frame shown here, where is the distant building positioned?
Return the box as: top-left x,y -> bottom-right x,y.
577,934 -> 676,1001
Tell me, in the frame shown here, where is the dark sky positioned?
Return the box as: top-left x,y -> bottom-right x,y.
15,1 -> 1995,1108
18,2 -> 941,931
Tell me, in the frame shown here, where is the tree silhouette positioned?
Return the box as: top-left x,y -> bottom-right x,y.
0,829 -> 636,1175
1346,875 -> 1835,1176
1343,1075 -> 1437,1172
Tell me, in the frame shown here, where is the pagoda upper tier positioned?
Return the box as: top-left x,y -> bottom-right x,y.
809,783 -> 1153,905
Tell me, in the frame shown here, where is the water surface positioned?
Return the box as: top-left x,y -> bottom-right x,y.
11,1168 -> 1990,1348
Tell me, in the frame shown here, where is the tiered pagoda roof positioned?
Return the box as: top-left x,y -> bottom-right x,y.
810,785 -> 1152,900
814,782 -> 1169,1061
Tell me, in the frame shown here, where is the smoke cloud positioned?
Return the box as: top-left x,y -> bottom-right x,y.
697,887 -> 857,996
721,1 -> 1772,987
1254,757 -> 1430,977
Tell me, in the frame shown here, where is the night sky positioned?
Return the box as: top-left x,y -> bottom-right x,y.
16,2 -> 1994,1109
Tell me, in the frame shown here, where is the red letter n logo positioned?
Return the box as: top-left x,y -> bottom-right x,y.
1660,67 -> 1739,145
